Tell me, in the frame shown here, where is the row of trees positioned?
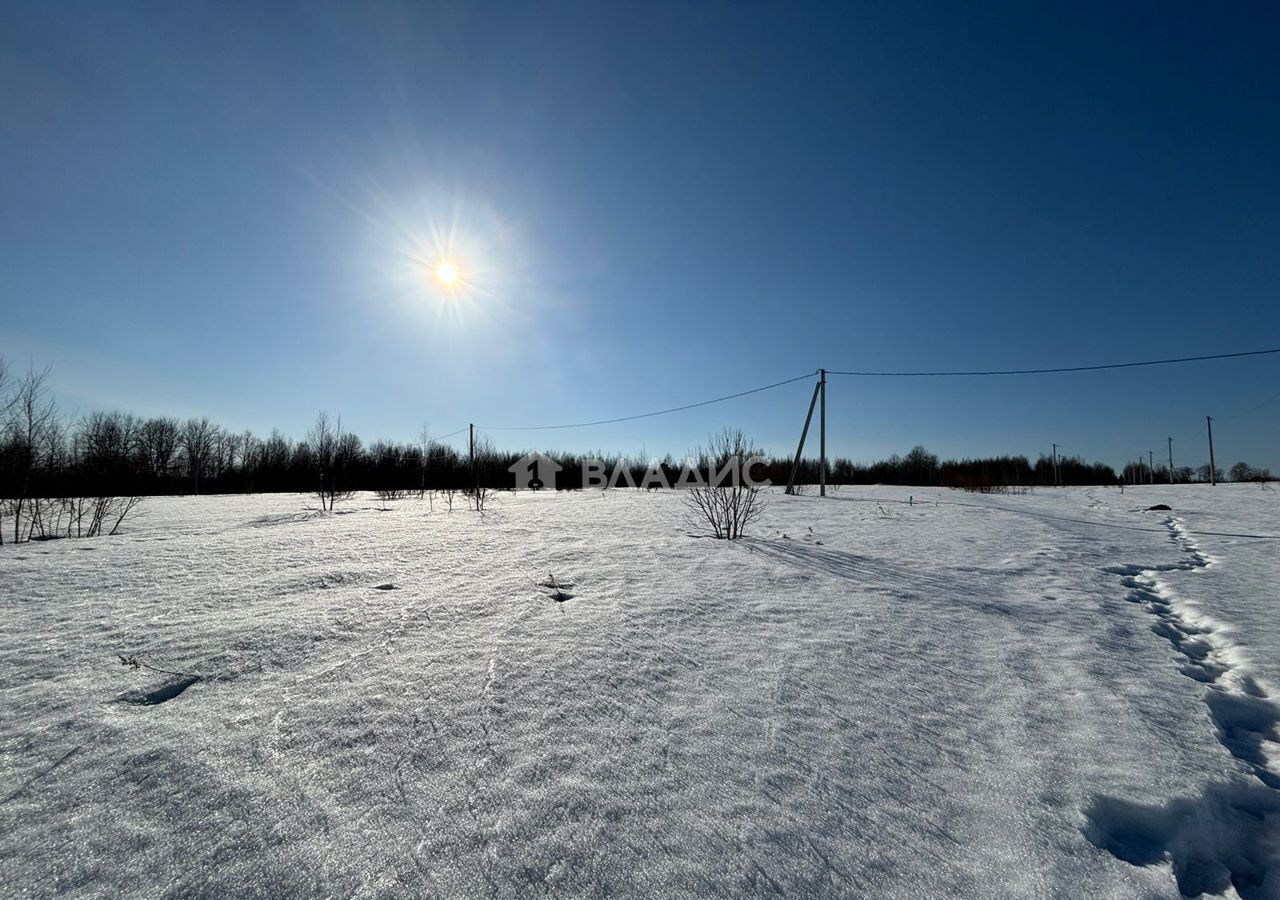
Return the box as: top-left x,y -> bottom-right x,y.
819,446 -> 1270,489
1120,460 -> 1274,486
3,357 -> 1272,542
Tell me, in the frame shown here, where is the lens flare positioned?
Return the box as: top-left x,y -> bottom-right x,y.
433,261 -> 459,285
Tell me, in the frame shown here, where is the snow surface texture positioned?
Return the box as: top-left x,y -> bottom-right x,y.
2,485 -> 1278,899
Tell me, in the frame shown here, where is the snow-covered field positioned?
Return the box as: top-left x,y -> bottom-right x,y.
2,485 -> 1278,899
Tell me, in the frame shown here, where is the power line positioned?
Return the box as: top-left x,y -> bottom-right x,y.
1053,382 -> 1278,465
1056,443 -> 1153,453
481,370 -> 818,431
827,347 -> 1280,377
426,426 -> 469,442
1056,436 -> 1197,454
469,345 -> 1277,435
1216,386 -> 1280,422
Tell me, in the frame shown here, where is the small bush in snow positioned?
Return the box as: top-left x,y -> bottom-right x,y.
682,429 -> 767,540
466,484 -> 495,513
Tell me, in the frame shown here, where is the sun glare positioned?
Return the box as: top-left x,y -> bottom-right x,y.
433,261 -> 460,285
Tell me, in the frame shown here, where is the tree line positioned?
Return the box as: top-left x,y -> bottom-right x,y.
2,359 -> 1271,542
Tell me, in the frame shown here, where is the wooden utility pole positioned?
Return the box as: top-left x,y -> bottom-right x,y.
819,368 -> 827,497
1167,437 -> 1174,484
1206,416 -> 1217,486
1052,443 -> 1060,487
785,378 -> 822,495
469,423 -> 476,492
1148,450 -> 1154,485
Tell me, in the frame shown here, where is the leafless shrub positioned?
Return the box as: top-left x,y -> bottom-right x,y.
682,429 -> 767,540
20,495 -> 143,540
92,496 -> 143,536
376,488 -> 408,509
464,434 -> 498,513
466,484 -> 495,513
959,484 -> 1032,495
119,654 -> 199,679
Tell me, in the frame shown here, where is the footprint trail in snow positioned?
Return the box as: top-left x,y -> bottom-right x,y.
1085,516 -> 1280,900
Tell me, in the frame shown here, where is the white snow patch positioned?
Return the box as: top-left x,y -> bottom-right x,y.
1,485 -> 1277,897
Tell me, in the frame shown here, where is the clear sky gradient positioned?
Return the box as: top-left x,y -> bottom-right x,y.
2,1 -> 1277,472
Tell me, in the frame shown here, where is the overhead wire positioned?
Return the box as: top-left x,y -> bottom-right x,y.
480,370 -> 818,431
827,347 -> 1280,377
460,345 -> 1276,439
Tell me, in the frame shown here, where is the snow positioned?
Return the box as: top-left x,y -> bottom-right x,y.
1,485 -> 1278,898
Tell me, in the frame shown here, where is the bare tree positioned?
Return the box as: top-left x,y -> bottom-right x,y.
137,416 -> 180,482
308,412 -> 357,510
1197,464 -> 1224,484
419,421 -> 431,496
904,445 -> 939,485
1229,461 -> 1254,483
0,357 -> 10,545
239,429 -> 258,467
0,357 -> 12,420
466,434 -> 497,513
180,416 -> 215,494
79,410 -> 137,473
3,367 -> 59,543
467,483 -> 494,513
683,428 -> 767,540
308,411 -> 337,510
335,431 -> 362,498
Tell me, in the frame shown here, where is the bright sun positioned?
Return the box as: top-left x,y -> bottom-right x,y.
433,261 -> 460,285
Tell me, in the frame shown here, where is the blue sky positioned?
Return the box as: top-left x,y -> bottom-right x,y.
2,1 -> 1277,471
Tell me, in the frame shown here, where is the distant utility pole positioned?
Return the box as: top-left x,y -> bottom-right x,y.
1148,450 -> 1154,485
1206,416 -> 1217,486
1051,443 -> 1059,487
785,376 -> 822,495
469,423 -> 476,492
1167,437 -> 1174,484
819,369 -> 827,497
